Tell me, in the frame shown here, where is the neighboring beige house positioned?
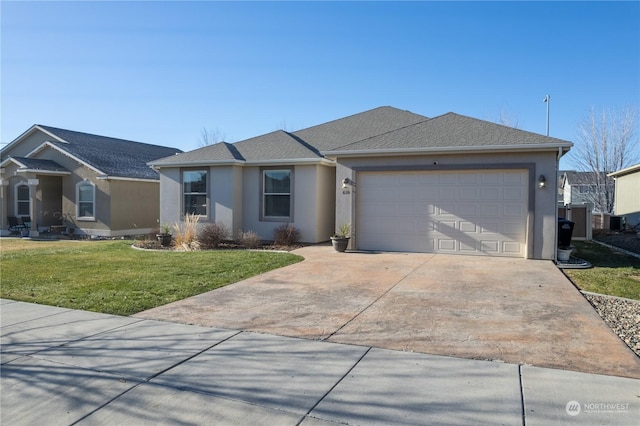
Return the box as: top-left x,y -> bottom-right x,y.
150,106 -> 572,260
609,163 -> 640,229
1,125 -> 182,237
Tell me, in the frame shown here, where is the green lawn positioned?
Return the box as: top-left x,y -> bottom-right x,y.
0,239 -> 303,315
564,240 -> 640,300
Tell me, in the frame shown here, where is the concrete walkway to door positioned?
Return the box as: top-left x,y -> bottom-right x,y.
135,246 -> 640,379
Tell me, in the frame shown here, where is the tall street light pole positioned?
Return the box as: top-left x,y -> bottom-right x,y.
543,94 -> 550,136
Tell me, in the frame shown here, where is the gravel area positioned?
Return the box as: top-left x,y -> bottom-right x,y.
583,292 -> 640,358
579,233 -> 640,358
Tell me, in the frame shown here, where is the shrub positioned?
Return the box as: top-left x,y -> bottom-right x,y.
173,214 -> 200,251
199,222 -> 230,249
273,223 -> 301,246
237,229 -> 261,249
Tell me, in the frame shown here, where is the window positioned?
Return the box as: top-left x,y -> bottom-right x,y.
262,169 -> 292,220
579,185 -> 590,194
16,184 -> 30,216
183,170 -> 207,216
77,181 -> 95,219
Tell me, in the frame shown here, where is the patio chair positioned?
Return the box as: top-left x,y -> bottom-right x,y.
7,216 -> 26,233
21,216 -> 32,230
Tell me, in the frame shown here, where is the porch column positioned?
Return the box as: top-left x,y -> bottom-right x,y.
0,175 -> 8,236
28,178 -> 39,237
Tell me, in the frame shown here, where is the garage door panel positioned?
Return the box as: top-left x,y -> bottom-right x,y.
357,170 -> 528,257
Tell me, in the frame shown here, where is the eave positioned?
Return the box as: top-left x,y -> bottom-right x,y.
321,143 -> 573,159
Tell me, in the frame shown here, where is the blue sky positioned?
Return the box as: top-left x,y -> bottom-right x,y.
2,1 -> 638,169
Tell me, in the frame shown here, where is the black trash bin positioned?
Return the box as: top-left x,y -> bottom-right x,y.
558,218 -> 575,248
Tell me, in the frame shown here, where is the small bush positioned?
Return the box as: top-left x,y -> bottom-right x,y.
199,222 -> 230,249
273,223 -> 301,246
237,230 -> 261,249
173,214 -> 200,251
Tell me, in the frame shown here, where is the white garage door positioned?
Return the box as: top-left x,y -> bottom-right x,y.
356,169 -> 529,257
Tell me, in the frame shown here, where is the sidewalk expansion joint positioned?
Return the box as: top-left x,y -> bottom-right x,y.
296,346 -> 372,425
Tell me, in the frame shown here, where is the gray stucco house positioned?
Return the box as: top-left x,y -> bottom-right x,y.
150,106 -> 572,259
1,125 -> 182,237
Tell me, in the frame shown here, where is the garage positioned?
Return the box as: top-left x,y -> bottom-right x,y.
356,169 -> 529,257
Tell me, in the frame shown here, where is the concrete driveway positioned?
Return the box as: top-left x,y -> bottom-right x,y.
135,246 -> 640,379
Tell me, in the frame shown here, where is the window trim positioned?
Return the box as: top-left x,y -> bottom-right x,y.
260,167 -> 294,222
14,183 -> 30,217
182,169 -> 208,218
76,180 -> 96,221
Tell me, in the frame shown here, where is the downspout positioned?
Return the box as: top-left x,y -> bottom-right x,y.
555,146 -> 563,262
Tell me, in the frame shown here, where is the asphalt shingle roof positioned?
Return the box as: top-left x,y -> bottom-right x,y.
9,157 -> 68,172
328,113 -> 571,152
38,125 -> 182,179
150,106 -> 572,167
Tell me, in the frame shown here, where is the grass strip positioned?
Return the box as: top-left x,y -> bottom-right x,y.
564,240 -> 640,300
0,239 -> 303,315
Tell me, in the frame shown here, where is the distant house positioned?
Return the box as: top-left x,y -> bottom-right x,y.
0,125 -> 182,237
150,106 -> 572,260
559,171 -> 615,213
609,163 -> 640,229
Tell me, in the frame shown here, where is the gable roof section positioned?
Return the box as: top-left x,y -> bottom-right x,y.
36,125 -> 183,180
608,163 -> 640,178
322,113 -> 572,156
0,156 -> 70,175
292,106 -> 428,151
149,106 -> 429,167
562,171 -> 613,186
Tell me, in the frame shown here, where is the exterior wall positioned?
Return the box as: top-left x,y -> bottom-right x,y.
335,151 -> 559,260
614,171 -> 640,216
159,167 -> 182,228
210,166 -> 243,238
109,180 -> 159,236
242,164 -> 331,243
315,164 -> 336,241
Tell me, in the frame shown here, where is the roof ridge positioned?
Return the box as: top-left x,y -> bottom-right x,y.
292,106 -> 424,135
327,116 -> 431,151
37,125 -> 178,150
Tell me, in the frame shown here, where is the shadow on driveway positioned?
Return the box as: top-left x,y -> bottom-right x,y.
135,246 -> 640,379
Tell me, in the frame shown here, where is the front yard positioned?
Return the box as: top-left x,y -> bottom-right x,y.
564,240 -> 640,300
0,239 -> 303,316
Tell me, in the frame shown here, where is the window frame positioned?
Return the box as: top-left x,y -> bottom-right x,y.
76,180 -> 96,221
182,169 -> 208,217
15,183 -> 30,217
260,167 -> 293,222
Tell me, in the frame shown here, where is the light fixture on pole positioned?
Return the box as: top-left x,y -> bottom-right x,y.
543,94 -> 550,136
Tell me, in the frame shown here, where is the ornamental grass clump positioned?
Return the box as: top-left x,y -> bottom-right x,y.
173,213 -> 200,251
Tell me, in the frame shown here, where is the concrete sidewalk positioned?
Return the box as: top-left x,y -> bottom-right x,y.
2,300 -> 638,425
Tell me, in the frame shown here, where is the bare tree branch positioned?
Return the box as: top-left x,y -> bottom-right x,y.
569,106 -> 639,213
198,127 -> 226,147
